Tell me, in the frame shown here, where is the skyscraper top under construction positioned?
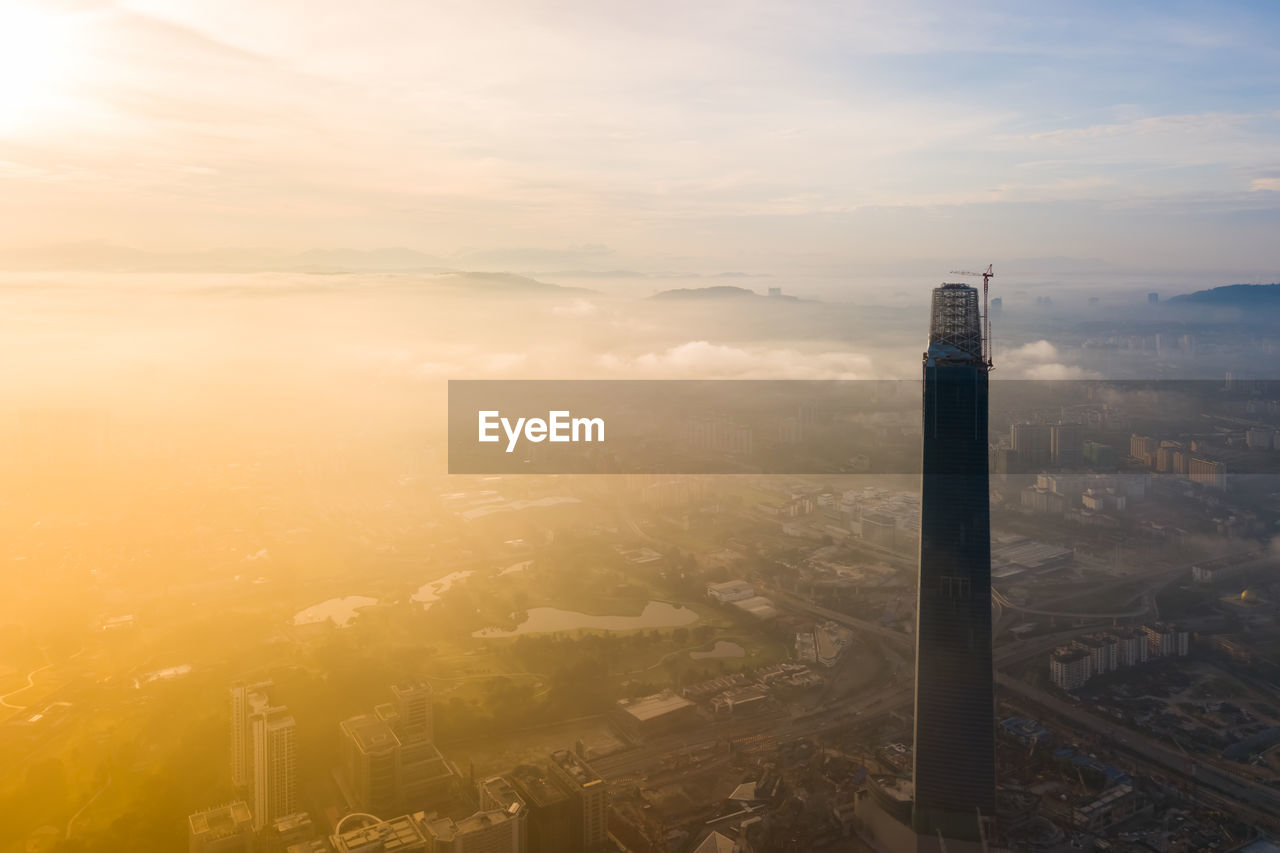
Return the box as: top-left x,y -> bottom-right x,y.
912,283 -> 995,842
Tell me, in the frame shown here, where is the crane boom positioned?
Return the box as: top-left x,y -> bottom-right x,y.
947,264 -> 995,370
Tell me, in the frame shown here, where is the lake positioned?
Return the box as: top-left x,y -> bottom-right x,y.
291,596 -> 378,627
412,571 -> 474,609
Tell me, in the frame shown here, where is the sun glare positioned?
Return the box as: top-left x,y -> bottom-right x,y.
0,2 -> 79,134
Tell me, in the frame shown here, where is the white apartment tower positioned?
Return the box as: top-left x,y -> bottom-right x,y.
230,681 -> 272,788
252,706 -> 298,830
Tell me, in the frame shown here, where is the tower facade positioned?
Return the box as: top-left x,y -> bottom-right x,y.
251,706 -> 298,830
230,681 -> 272,789
912,284 -> 995,842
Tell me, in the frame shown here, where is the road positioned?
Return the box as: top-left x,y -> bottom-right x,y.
0,658 -> 54,711
996,672 -> 1280,832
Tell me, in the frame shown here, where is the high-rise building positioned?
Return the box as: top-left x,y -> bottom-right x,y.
230,681 -> 272,789
392,682 -> 433,744
1189,457 -> 1226,490
1050,648 -> 1093,691
340,713 -> 400,817
479,776 -> 528,853
340,686 -> 454,818
188,801 -> 255,853
1010,422 -> 1051,469
510,764 -> 576,853
252,706 -> 298,830
548,749 -> 607,852
912,283 -> 995,842
1050,423 -> 1084,467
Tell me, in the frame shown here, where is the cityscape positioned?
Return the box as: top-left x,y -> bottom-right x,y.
2,2 -> 1280,852
3,276 -> 1280,852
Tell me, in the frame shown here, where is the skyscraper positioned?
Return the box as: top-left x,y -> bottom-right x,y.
230,681 -> 272,789
912,283 -> 995,842
548,749 -> 608,852
251,705 -> 298,830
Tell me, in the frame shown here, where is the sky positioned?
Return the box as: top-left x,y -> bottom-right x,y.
2,0 -> 1279,275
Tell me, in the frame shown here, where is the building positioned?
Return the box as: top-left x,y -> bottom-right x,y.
860,511 -> 898,549
1129,434 -> 1157,465
331,814 -> 428,853
388,684 -> 450,811
392,682 -> 433,744
252,706 -> 299,831
340,708 -> 454,817
1082,440 -> 1115,468
912,283 -> 995,843
478,776 -> 528,852
549,749 -> 608,852
730,595 -> 777,619
422,808 -> 524,853
1077,635 -> 1118,676
1247,426 -> 1275,450
1051,423 -> 1084,467
1114,628 -> 1148,667
1050,648 -> 1093,691
705,580 -> 754,603
510,764 -> 576,853
1010,422 -> 1052,469
341,713 -> 401,817
189,802 -> 254,853
231,681 -> 273,789
613,691 -> 698,740
269,812 -> 318,849
710,685 -> 770,717
1020,485 -> 1065,514
1148,292 -> 1159,304
1144,622 -> 1189,657
1189,457 -> 1226,490
1073,784 -> 1143,832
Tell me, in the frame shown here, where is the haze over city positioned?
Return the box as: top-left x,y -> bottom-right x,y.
3,3 -> 1280,853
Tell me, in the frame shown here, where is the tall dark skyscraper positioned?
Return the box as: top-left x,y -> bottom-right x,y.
912,283 -> 995,843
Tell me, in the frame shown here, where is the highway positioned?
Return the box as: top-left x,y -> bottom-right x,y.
595,576 -> 1280,833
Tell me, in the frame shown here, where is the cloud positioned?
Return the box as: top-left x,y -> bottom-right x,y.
1007,340 -> 1060,361
1020,363 -> 1099,380
551,298 -> 599,318
1250,178 -> 1280,192
600,340 -> 874,379
1003,339 -> 1098,380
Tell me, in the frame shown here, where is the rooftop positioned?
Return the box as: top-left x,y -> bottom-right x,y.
341,713 -> 400,754
550,749 -> 602,787
617,691 -> 695,722
510,765 -> 569,808
331,815 -> 425,853
189,802 -> 252,839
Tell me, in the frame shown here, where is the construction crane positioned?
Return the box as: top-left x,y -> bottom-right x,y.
948,264 -> 995,370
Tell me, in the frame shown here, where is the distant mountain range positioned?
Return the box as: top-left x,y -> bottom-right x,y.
0,244 -> 601,294
1168,283 -> 1280,307
650,285 -> 798,301
0,243 -> 455,273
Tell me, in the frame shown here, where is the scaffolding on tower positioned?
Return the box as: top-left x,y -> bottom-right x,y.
947,264 -> 995,370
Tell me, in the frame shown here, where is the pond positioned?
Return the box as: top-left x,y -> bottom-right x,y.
291,596 -> 378,627
473,601 -> 698,638
412,571 -> 474,609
